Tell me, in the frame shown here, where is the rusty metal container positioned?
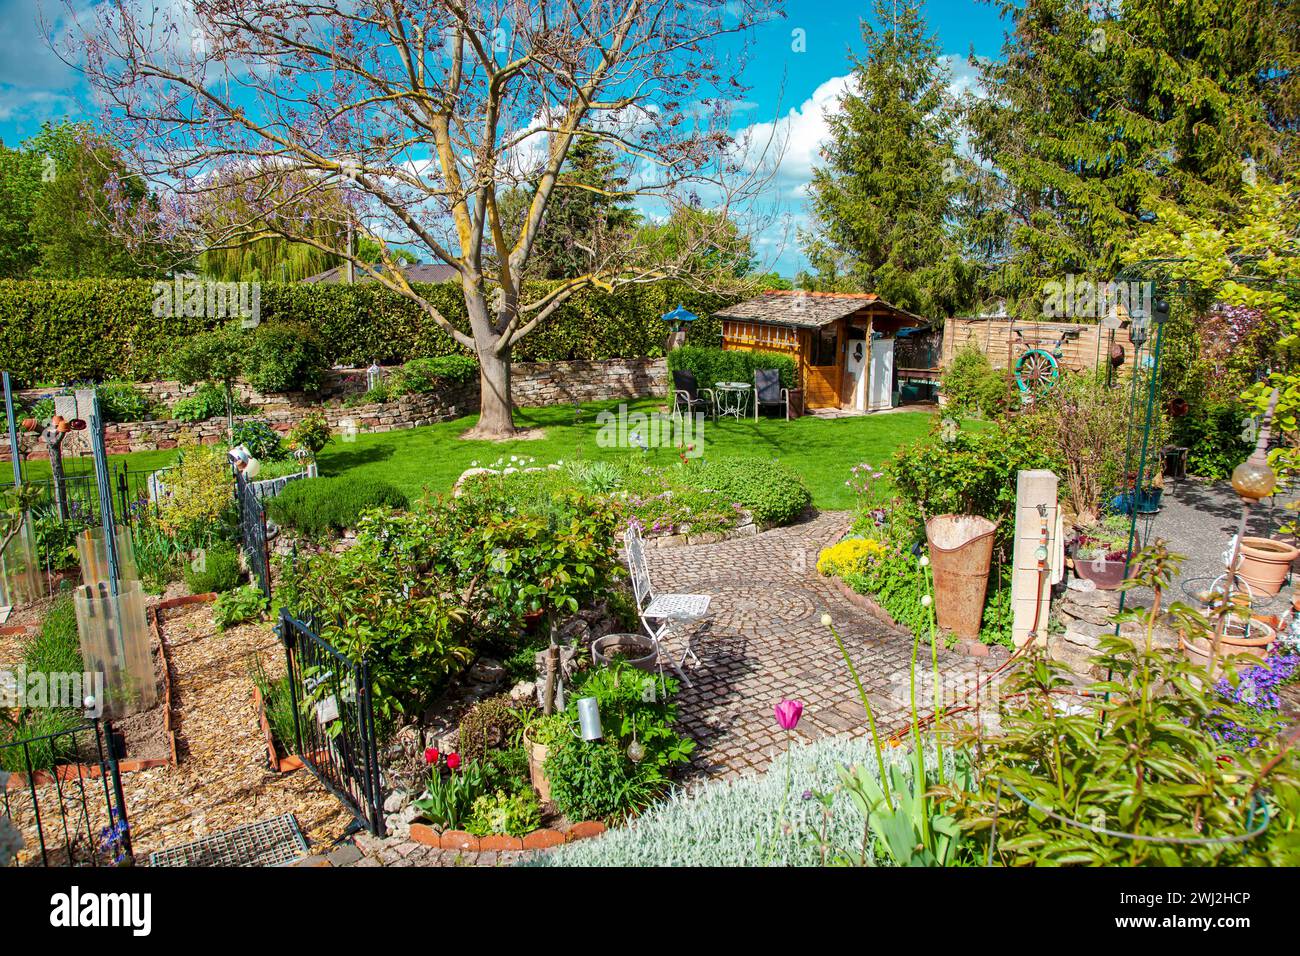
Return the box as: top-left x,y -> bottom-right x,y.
926,515 -> 999,639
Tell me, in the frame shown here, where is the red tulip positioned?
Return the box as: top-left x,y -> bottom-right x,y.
446,752 -> 461,771
774,699 -> 804,731
424,747 -> 439,765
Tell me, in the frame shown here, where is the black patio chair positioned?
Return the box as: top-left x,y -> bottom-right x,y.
753,368 -> 791,421
672,369 -> 716,421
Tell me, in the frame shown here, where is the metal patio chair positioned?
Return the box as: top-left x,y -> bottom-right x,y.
672,369 -> 716,422
753,368 -> 791,421
623,524 -> 712,686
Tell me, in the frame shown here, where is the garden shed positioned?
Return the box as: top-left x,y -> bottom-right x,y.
713,291 -> 929,411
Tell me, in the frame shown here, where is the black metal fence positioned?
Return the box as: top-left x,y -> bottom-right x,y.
278,610 -> 386,836
235,472 -> 273,602
0,718 -> 133,867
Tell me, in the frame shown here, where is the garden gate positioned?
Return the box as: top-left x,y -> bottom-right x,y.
0,718 -> 133,867
235,471 -> 272,602
277,610 -> 386,836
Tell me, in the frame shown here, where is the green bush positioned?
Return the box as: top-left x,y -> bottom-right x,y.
667,345 -> 797,392
0,278 -> 742,383
265,476 -> 409,537
231,418 -> 287,461
693,456 -> 811,526
939,347 -> 1011,419
244,320 -> 328,393
184,541 -> 243,594
466,789 -> 542,837
1176,399 -> 1253,479
213,584 -> 267,630
93,381 -> 151,422
457,694 -> 524,764
392,355 -> 479,394
172,383 -> 248,422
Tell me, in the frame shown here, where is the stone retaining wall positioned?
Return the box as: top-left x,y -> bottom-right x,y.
2,357 -> 667,459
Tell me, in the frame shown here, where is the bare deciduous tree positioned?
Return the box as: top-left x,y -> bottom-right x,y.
65,0 -> 784,437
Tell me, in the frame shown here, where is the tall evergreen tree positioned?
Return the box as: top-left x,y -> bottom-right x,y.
964,0 -> 1298,312
800,0 -> 974,316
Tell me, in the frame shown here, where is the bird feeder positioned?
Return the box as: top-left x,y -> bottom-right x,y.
660,304 -> 697,351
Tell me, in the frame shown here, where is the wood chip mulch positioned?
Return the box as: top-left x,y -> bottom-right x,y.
118,603 -> 354,862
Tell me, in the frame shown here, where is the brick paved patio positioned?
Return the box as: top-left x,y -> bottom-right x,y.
652,510 -> 982,780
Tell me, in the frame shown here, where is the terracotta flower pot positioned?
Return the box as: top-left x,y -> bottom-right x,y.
1181,619 -> 1276,676
1236,537 -> 1299,596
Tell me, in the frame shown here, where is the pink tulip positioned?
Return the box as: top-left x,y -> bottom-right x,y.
774,699 -> 803,731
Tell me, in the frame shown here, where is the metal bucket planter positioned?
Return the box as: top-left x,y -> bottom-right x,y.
925,515 -> 998,639
591,633 -> 658,672
1236,537 -> 1299,596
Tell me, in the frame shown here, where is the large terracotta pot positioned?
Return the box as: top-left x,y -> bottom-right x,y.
1181,619 -> 1276,677
1236,537 -> 1299,596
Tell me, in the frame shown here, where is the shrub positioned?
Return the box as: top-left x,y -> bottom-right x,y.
231,418 -> 287,462
1176,399 -> 1253,480
939,346 -> 1011,419
693,457 -> 811,526
841,544 -> 930,638
244,320 -> 328,393
667,345 -> 797,392
213,584 -> 267,630
92,381 -> 151,423
286,412 -> 332,457
184,541 -> 243,594
457,694 -> 524,764
392,355 -> 479,394
156,443 -> 234,541
265,476 -> 409,537
172,383 -> 248,422
887,417 -> 1056,552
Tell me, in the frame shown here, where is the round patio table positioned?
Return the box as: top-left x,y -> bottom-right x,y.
714,382 -> 752,420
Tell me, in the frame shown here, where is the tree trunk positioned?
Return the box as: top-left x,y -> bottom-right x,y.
474,345 -> 516,438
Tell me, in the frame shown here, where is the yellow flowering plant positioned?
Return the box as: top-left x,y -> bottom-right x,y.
816,537 -> 885,576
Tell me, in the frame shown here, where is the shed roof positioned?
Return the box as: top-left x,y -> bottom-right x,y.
714,290 -> 926,329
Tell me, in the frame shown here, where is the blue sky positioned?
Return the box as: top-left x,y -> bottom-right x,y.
0,0 -> 1010,277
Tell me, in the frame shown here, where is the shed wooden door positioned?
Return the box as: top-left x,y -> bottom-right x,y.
804,324 -> 842,409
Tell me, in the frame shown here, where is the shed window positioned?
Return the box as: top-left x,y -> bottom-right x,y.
812,327 -> 838,366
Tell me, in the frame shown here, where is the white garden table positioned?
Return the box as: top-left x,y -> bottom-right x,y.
714,382 -> 753,421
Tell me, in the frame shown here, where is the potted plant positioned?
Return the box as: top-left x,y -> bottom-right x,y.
1070,517 -> 1131,590
1135,468 -> 1164,515
521,712 -> 567,803
1236,537 -> 1300,596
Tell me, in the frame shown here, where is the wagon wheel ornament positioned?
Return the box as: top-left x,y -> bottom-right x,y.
1014,348 -> 1060,397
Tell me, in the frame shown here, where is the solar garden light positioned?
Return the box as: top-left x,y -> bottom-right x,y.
576,697 -> 603,741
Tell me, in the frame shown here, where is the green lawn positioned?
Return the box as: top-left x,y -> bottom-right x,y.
10,399 -> 943,511
316,399 -> 938,510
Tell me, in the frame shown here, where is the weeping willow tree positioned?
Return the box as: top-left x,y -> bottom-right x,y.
196,166 -> 349,282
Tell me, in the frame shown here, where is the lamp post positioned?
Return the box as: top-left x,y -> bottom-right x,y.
1212,387 -> 1280,670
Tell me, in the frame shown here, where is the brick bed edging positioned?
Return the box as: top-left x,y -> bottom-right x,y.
407,819 -> 606,853
826,575 -> 1011,661
1,592 -> 195,790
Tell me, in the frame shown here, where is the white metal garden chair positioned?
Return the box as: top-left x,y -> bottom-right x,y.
623,525 -> 712,686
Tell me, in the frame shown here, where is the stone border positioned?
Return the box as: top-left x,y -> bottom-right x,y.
642,514 -> 759,549
827,575 -> 1010,661
2,593 -> 188,790
408,819 -> 606,853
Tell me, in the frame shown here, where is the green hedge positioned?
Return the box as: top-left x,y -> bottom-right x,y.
266,475 -> 410,537
0,279 -> 741,386
666,345 -> 797,392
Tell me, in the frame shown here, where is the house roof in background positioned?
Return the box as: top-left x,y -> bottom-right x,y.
714,290 -> 927,330
302,262 -> 460,284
